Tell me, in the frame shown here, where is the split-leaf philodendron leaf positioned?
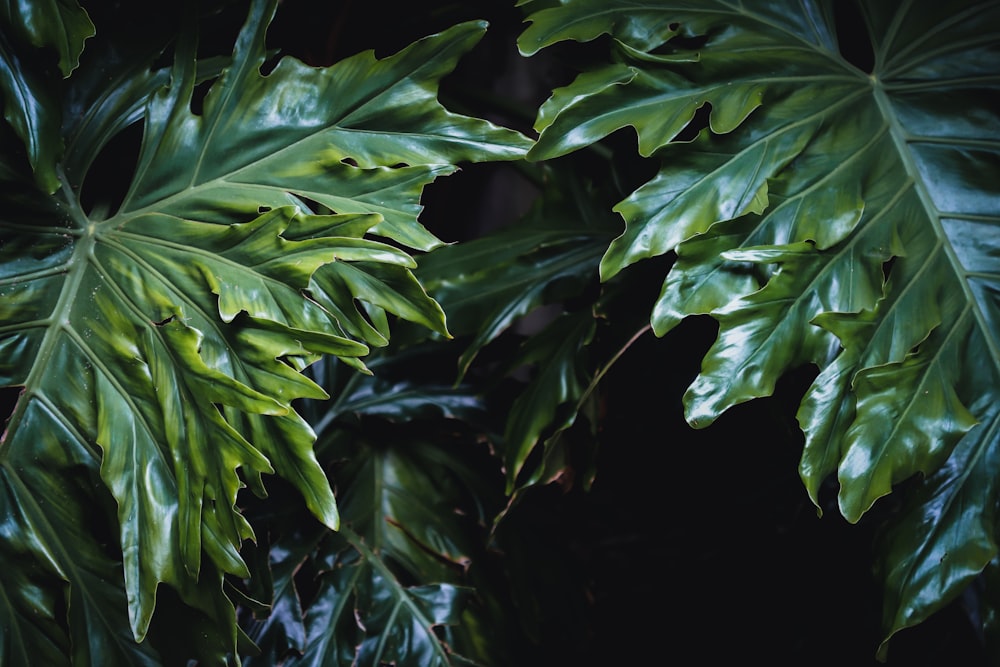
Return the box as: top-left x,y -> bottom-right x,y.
245,432 -> 493,667
0,0 -> 530,663
519,0 -> 1000,656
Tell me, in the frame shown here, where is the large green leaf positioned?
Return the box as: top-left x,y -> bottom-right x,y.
519,0 -> 1000,655
0,0 -> 530,661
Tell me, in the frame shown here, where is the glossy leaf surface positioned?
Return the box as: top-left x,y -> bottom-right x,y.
0,0 -> 95,192
520,0 -> 1000,653
0,0 -> 529,662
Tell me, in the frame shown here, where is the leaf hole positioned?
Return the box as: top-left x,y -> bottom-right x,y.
881,256 -> 896,282
676,103 -> 712,142
341,157 -> 359,167
79,120 -> 143,219
189,78 -> 215,116
0,386 -> 20,432
834,0 -> 874,72
296,194 -> 330,215
658,28 -> 709,52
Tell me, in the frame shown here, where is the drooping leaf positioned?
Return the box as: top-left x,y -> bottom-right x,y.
416,164 -> 626,492
500,309 -> 596,492
240,535 -> 320,665
520,0 -> 1000,653
0,0 -> 530,661
872,382 -> 1000,660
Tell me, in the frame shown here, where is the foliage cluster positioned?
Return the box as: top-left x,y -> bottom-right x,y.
0,0 -> 998,665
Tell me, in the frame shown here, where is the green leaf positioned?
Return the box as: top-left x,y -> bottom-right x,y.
0,0 -> 95,191
521,0 -> 1000,652
0,0 -> 95,76
0,448 -> 163,667
126,4 -> 531,252
0,0 -> 530,660
502,310 -> 596,491
283,539 -> 472,667
417,165 -> 617,378
241,537 -> 319,664
0,30 -> 64,193
872,390 -> 1000,661
245,431 -> 501,667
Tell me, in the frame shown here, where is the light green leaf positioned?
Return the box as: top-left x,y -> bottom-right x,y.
125,2 -> 531,251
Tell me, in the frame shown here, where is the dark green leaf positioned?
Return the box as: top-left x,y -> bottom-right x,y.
0,0 -> 530,660
0,0 -> 94,76
520,0 -> 1000,651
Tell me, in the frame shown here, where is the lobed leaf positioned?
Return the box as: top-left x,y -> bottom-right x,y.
520,0 -> 1000,652
0,0 -> 530,660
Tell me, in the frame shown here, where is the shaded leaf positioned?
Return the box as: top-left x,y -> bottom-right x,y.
417,165 -> 617,378
501,310 -> 596,491
245,430 -> 502,667
0,0 -> 94,76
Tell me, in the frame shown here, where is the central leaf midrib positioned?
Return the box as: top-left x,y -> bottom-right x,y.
3,241 -> 96,463
871,82 -> 1000,368
111,124 -> 449,227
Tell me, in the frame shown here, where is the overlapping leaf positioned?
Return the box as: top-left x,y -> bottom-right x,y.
243,429 -> 502,667
0,0 -> 94,191
519,0 -> 1000,652
0,0 -> 530,662
417,166 -> 619,490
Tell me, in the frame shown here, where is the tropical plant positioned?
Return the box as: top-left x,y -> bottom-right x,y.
0,0 -> 997,665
